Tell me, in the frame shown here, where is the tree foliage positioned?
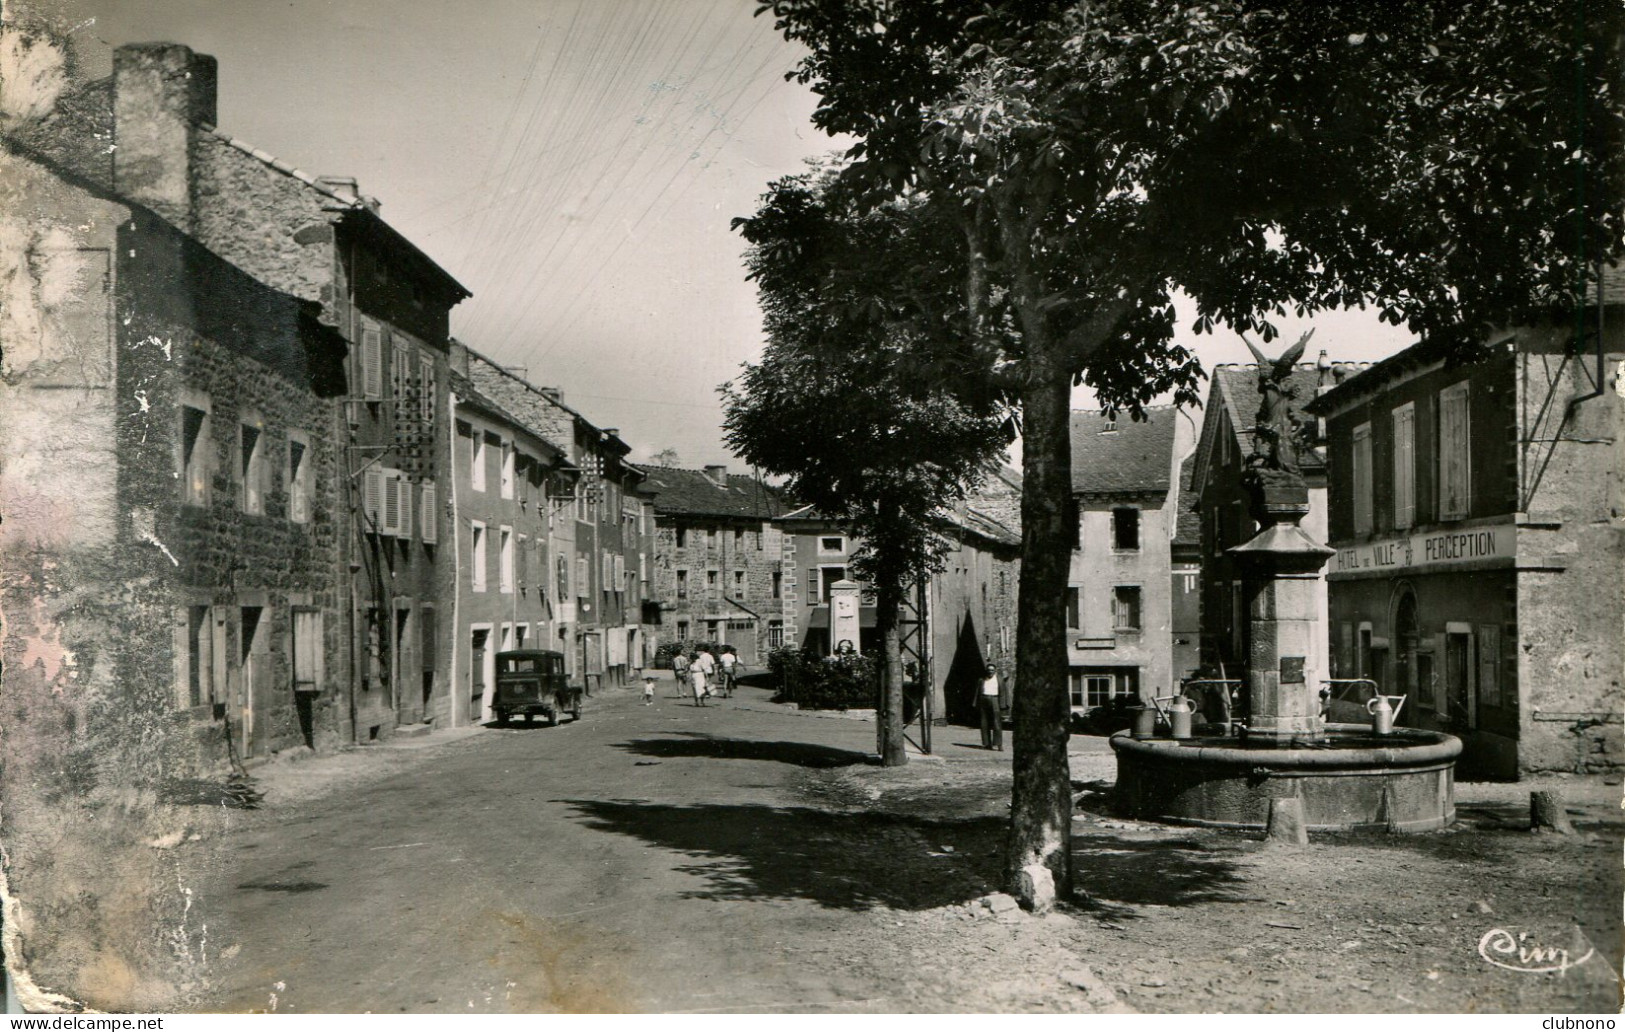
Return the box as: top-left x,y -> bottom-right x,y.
751,0 -> 1625,907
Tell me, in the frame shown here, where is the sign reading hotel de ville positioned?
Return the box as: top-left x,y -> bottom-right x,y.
1331,521 -> 1516,576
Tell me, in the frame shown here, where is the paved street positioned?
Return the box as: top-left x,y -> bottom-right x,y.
187,683 -> 1623,1014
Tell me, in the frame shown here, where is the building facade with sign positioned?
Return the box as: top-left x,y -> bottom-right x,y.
1065,408 -> 1197,720
1307,293 -> 1623,778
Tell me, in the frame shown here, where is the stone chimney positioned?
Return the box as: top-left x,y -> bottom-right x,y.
704,464 -> 727,487
113,43 -> 218,232
316,176 -> 360,203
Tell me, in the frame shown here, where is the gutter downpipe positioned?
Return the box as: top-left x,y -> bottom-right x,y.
448,390 -> 462,728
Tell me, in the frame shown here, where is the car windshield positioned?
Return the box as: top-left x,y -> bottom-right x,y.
503,658 -> 537,673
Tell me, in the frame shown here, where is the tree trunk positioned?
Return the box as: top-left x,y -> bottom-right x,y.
1004,363 -> 1075,909
875,575 -> 908,767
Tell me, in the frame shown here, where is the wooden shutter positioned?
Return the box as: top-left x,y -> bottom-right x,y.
292,609 -> 321,693
1352,423 -> 1373,535
420,355 -> 436,424
1438,383 -> 1470,520
381,469 -> 402,536
1476,624 -> 1500,708
361,319 -> 383,400
1392,405 -> 1415,529
362,467 -> 384,532
419,481 -> 438,544
172,608 -> 191,708
398,477 -> 414,540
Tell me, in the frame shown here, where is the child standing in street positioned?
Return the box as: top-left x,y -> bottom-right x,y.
642,675 -> 656,706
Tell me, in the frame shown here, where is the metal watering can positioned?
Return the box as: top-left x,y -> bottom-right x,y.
1367,693 -> 1406,735
1152,693 -> 1194,740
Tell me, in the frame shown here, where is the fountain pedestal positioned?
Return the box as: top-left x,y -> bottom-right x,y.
1109,467 -> 1461,833
1229,469 -> 1333,739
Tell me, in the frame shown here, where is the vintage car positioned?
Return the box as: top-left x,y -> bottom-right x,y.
493,650 -> 583,727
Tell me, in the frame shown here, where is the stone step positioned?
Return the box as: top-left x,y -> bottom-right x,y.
392,723 -> 434,739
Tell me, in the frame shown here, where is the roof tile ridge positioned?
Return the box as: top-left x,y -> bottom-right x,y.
193,122 -> 360,208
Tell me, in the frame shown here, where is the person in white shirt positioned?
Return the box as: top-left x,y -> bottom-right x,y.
692,649 -> 717,705
718,648 -> 738,696
979,665 -> 1003,751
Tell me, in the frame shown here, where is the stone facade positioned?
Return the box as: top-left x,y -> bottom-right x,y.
462,346 -> 657,688
1065,408 -> 1194,718
639,465 -> 789,665
0,32 -> 353,1009
1308,314 -> 1624,778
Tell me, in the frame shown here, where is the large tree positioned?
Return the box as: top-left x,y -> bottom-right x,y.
755,0 -> 1625,907
725,177 -> 1009,765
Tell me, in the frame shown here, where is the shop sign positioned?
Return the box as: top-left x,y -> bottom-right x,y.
1332,522 -> 1515,575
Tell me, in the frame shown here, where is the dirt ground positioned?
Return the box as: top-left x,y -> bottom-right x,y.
160,686 -> 1619,1013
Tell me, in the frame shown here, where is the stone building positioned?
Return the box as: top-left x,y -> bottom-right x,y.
1171,455 -> 1202,685
448,375 -> 572,723
638,464 -> 791,665
0,32 -> 355,1007
1305,286 -> 1624,778
927,506 -> 1022,726
460,345 -> 657,688
1064,408 -> 1195,720
1189,361 -> 1350,690
16,41 -> 475,742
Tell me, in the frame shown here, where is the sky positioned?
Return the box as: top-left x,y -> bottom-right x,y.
33,0 -> 1418,469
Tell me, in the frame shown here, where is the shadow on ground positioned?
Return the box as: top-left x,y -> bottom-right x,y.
612,732 -> 873,769
560,798 -> 1002,910
1073,834 -> 1253,916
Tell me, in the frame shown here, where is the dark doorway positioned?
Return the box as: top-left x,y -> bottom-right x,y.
944,613 -> 986,726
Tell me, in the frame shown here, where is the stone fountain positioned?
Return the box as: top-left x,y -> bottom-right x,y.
1111,335 -> 1460,833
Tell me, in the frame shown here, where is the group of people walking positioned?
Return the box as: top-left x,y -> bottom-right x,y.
669,646 -> 742,707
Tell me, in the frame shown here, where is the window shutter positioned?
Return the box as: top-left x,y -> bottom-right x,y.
420,481 -> 438,544
419,356 -> 436,424
398,477 -> 413,540
1352,423 -> 1373,536
1392,405 -> 1415,530
1439,384 -> 1471,520
361,320 -> 383,400
615,554 -> 625,590
362,467 -> 384,532
381,470 -> 402,536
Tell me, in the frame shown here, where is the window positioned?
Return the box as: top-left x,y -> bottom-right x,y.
499,526 -> 514,593
676,527 -> 687,548
1069,669 -> 1137,709
177,605 -> 215,708
1438,382 -> 1471,520
771,571 -> 782,599
677,620 -> 690,640
817,566 -> 846,602
767,621 -> 784,649
1392,403 -> 1416,530
287,434 -> 310,523
733,570 -> 746,600
754,529 -> 764,552
499,441 -> 514,499
1112,508 -> 1140,551
514,623 -> 529,649
706,619 -> 720,639
1066,587 -> 1081,630
614,554 -> 625,592
238,421 -> 264,515
1112,586 -> 1142,632
470,521 -> 487,592
706,569 -> 719,593
1352,422 -> 1373,536
676,569 -> 689,600
819,536 -> 845,556
734,528 -> 745,549
471,431 -> 487,492
576,556 -> 589,597
179,395 -> 211,506
707,528 -> 717,548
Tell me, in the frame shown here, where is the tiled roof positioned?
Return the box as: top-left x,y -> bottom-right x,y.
448,371 -> 568,464
636,466 -> 790,520
1210,364 -> 1340,471
1069,408 -> 1179,495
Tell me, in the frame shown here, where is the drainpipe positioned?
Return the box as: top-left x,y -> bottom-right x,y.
447,390 -> 462,728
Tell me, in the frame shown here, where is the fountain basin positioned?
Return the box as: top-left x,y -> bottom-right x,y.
1110,724 -> 1461,832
